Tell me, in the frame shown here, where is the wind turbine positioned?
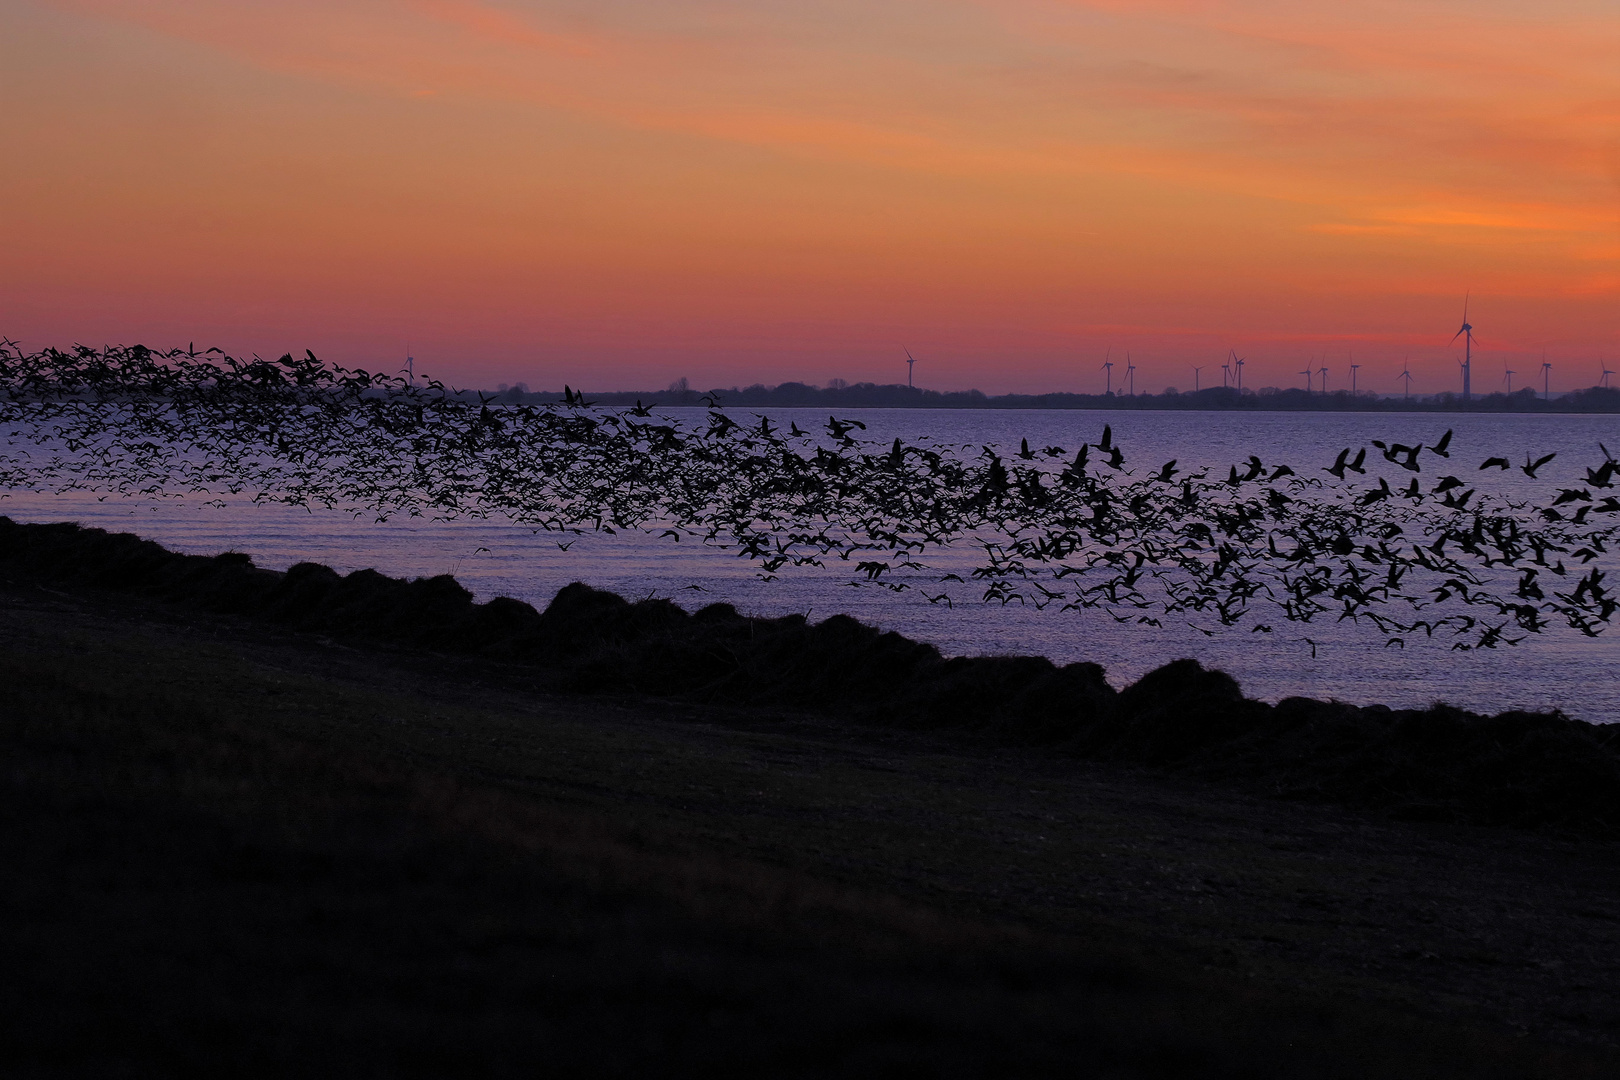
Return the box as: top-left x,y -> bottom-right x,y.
1101,349 -> 1115,395
1350,362 -> 1361,394
1452,296 -> 1476,402
1125,353 -> 1137,396
1399,357 -> 1413,401
1503,361 -> 1515,394
1299,366 -> 1313,392
1231,350 -> 1246,391
1541,357 -> 1552,400
904,347 -> 918,388
1601,358 -> 1615,389
1191,365 -> 1203,391
1318,363 -> 1329,393
1221,360 -> 1231,388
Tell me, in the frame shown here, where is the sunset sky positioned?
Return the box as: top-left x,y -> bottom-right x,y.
3,1 -> 1617,393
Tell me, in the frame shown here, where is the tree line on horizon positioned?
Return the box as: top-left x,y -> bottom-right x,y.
486,379 -> 1620,413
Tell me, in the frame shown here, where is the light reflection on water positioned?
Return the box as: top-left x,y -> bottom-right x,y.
4,408 -> 1617,722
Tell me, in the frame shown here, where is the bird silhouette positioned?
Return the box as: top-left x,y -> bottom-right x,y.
2,338 -> 1614,657
1521,452 -> 1556,478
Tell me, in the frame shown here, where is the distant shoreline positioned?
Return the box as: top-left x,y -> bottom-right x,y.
485,381 -> 1620,414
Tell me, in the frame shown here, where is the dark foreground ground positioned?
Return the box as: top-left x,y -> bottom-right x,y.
2,578 -> 1619,1076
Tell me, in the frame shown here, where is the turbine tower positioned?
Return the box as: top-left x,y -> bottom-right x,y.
1399,358 -> 1413,401
904,347 -> 918,388
1191,365 -> 1203,392
1221,360 -> 1231,388
1503,362 -> 1515,394
1124,352 -> 1137,396
1452,296 -> 1476,402
1350,362 -> 1361,394
1602,361 -> 1615,389
1541,358 -> 1552,400
1318,363 -> 1329,393
1101,349 -> 1115,395
1299,366 -> 1313,392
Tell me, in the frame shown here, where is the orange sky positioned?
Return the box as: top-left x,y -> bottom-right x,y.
2,0 -> 1617,393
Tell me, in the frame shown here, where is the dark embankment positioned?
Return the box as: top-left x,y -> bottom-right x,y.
0,644 -> 1305,1078
14,569 -> 1608,1078
4,516 -> 1618,839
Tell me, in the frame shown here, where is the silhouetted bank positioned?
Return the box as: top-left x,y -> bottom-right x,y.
4,516 -> 1618,837
490,381 -> 1620,413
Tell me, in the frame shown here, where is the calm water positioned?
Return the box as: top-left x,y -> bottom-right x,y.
5,408 -> 1617,722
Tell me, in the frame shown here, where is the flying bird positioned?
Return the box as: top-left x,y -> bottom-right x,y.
1521,452 -> 1556,478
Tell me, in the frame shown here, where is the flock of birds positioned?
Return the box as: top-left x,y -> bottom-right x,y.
1,342 -> 1616,652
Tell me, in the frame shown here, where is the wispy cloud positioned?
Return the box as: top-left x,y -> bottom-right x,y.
53,1 -> 1618,219
13,0 -> 1619,385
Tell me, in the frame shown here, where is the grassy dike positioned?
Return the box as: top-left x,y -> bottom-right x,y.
0,548 -> 1617,1074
